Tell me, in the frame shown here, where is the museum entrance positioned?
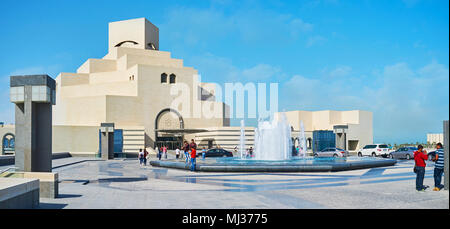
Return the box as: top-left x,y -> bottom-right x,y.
155,108 -> 184,150
155,136 -> 183,150
154,108 -> 211,150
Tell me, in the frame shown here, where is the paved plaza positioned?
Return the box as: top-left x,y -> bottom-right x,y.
2,156 -> 447,209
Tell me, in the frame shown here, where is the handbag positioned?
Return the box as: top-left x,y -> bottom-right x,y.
413,166 -> 417,173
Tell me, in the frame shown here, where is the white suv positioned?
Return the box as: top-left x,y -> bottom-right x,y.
357,144 -> 390,157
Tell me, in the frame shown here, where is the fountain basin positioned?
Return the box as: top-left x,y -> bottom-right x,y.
150,156 -> 397,172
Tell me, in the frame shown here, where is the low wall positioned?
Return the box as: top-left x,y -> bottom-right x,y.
0,153 -> 74,166
0,178 -> 40,209
1,172 -> 58,198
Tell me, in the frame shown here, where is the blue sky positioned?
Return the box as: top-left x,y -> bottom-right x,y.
0,0 -> 448,144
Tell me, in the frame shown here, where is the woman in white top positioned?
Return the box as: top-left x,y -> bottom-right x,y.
175,148 -> 180,159
138,149 -> 144,166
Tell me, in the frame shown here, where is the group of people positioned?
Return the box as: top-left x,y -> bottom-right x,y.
414,143 -> 445,192
181,139 -> 198,171
138,148 -> 149,166
155,145 -> 168,160
138,140 -> 198,171
233,146 -> 254,158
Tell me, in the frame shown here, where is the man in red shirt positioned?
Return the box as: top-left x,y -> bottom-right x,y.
414,145 -> 429,191
189,139 -> 197,171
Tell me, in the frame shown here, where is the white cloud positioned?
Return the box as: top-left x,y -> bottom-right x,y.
306,35 -> 326,47
281,61 -> 449,143
289,18 -> 314,38
190,53 -> 285,83
161,5 -> 314,46
242,64 -> 282,81
329,65 -> 352,77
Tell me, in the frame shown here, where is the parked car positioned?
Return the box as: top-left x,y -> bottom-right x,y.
427,151 -> 437,161
388,147 -> 417,159
357,144 -> 390,157
196,148 -> 233,158
313,147 -> 349,158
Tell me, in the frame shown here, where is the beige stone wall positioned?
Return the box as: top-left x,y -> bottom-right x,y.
105,96 -> 143,126
52,125 -> 99,154
108,18 -> 159,52
194,127 -> 255,151
1,125 -> 99,155
54,96 -> 106,126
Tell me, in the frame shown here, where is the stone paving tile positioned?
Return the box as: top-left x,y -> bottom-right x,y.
30,157 -> 449,209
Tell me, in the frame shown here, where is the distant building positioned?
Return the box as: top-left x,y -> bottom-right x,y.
427,133 -> 443,144
277,110 -> 373,152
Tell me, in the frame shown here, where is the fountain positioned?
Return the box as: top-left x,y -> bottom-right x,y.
254,113 -> 292,160
298,121 -> 307,158
151,114 -> 397,172
240,120 -> 246,159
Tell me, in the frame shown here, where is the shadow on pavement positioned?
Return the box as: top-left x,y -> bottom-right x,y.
57,194 -> 83,199
37,203 -> 68,209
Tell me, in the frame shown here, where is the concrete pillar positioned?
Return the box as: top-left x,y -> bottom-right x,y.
100,123 -> 114,160
444,120 -> 449,190
333,125 -> 348,150
10,75 -> 55,172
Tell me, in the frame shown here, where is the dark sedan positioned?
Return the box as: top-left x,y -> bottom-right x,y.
196,148 -> 233,158
427,151 -> 437,161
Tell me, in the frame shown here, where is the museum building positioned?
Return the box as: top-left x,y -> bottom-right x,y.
1,18 -> 373,156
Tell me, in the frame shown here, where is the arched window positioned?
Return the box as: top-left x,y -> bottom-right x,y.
114,40 -> 139,47
2,133 -> 15,154
169,74 -> 176,84
161,73 -> 167,83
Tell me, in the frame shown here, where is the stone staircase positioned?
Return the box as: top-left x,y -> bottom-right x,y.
121,126 -> 145,155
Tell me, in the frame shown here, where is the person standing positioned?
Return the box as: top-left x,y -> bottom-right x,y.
165,145 -> 169,159
183,141 -> 190,164
414,145 -> 429,191
175,147 -> 180,159
190,139 -> 197,171
433,143 -> 445,191
143,148 -> 148,166
138,149 -> 144,166
202,147 -> 207,160
156,146 -> 162,160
